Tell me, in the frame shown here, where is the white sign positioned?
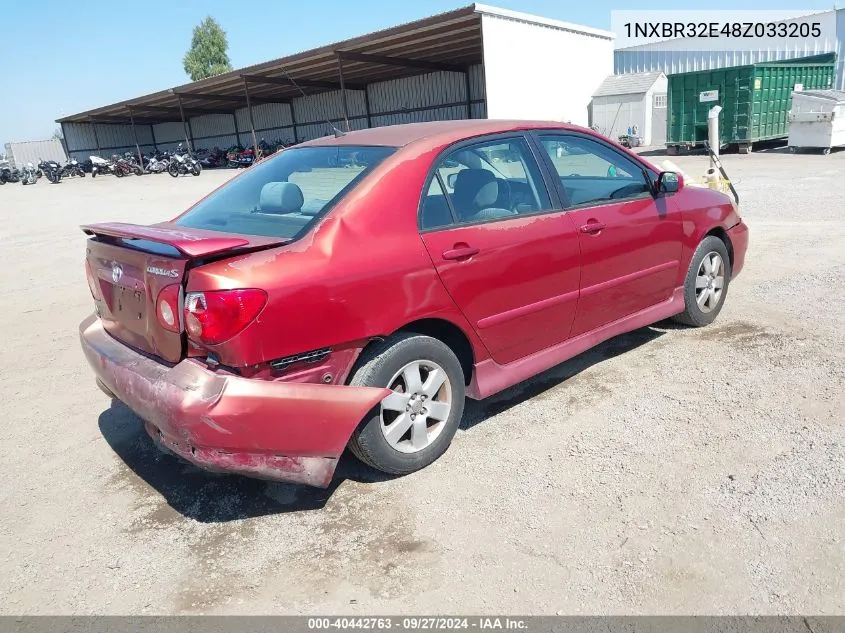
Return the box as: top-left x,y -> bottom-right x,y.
700,90 -> 719,103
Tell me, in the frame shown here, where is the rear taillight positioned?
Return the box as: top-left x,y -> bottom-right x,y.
183,289 -> 267,345
85,260 -> 101,300
156,284 -> 181,332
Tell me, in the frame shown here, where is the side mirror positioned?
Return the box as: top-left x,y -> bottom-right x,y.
446,172 -> 458,190
657,171 -> 680,194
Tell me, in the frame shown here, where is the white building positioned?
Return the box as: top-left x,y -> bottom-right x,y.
57,5 -> 614,160
614,8 -> 845,91
589,72 -> 667,146
3,139 -> 67,169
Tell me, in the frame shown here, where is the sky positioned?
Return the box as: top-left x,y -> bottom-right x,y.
0,0 -> 833,148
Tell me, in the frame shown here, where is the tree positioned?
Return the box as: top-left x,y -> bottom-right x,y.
52,127 -> 63,140
183,16 -> 233,81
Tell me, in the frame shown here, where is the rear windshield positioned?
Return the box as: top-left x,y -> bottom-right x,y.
175,146 -> 395,239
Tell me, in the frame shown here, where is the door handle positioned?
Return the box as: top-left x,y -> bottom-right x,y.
579,221 -> 606,234
442,246 -> 480,261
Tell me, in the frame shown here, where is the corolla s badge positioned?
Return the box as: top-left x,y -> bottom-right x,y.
111,264 -> 123,283
145,266 -> 180,278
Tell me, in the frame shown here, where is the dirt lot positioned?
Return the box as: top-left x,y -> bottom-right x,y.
1,149 -> 843,615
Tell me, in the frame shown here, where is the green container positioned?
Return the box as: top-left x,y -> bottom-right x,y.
667,53 -> 836,152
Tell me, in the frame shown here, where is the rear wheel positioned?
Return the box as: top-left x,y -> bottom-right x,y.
673,235 -> 731,327
348,334 -> 465,475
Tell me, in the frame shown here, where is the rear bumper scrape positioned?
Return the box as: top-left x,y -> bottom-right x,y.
79,314 -> 390,487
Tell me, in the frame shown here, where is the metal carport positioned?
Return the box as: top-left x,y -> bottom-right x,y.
57,4 -> 613,161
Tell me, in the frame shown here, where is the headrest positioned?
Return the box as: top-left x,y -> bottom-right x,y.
259,181 -> 304,214
452,169 -> 499,215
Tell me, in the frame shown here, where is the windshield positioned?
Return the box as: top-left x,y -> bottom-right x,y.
175,146 -> 395,239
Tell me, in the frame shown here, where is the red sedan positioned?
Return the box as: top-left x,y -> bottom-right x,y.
79,120 -> 749,487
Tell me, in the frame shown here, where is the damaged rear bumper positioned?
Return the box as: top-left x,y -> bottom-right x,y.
79,314 -> 389,487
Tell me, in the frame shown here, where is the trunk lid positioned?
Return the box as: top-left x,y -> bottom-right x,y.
82,222 -> 284,363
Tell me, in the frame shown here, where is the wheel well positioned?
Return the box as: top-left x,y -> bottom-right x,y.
397,319 -> 474,385
706,227 -> 734,268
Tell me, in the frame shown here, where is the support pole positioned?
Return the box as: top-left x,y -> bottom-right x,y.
337,54 -> 350,132
93,123 -> 101,154
464,69 -> 473,119
59,123 -> 70,160
289,103 -> 298,144
243,78 -> 259,155
176,95 -> 192,152
232,113 -> 240,146
128,109 -> 144,173
149,125 -> 157,152
363,85 -> 372,128
187,118 -> 196,152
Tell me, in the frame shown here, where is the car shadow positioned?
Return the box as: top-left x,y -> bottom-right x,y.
98,323 -> 672,521
98,402 -> 394,522
460,324 -> 668,430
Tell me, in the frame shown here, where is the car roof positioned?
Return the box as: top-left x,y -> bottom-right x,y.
299,119 -> 582,150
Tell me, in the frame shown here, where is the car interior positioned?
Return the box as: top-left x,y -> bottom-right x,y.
540,137 -> 653,207
420,142 -> 549,229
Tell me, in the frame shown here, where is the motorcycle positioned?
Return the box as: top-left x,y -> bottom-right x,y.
113,153 -> 143,177
61,158 -> 86,178
38,160 -> 63,183
198,146 -> 225,169
167,144 -> 201,177
226,144 -> 254,168
145,150 -> 170,174
20,162 -> 39,185
0,167 -> 22,184
90,155 -> 113,178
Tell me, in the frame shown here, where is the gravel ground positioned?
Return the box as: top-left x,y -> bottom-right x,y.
0,148 -> 843,615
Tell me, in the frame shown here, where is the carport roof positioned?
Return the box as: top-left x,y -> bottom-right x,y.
57,4 -> 613,126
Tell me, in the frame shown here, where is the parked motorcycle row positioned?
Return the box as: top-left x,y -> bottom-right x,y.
90,144 -> 199,178
1,158 -> 77,185
197,138 -> 295,169
0,137 -> 295,188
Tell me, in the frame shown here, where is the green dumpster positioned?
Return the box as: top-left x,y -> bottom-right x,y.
667,53 -> 836,153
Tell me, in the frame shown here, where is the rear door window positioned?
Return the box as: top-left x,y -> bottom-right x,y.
420,137 -> 552,229
176,146 -> 395,239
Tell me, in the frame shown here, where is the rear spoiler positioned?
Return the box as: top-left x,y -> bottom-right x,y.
80,222 -> 285,258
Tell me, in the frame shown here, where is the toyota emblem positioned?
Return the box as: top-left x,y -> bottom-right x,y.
112,264 -> 123,283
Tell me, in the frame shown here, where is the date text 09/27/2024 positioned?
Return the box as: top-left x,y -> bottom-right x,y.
624,21 -> 821,38
307,617 -> 528,630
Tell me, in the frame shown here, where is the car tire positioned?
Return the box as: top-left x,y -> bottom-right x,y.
673,235 -> 731,327
348,333 -> 465,475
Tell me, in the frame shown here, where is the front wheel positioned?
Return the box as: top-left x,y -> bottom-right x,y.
348,333 -> 465,475
673,235 -> 731,327
167,163 -> 179,178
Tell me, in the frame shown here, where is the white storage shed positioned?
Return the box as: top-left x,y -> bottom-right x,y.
3,139 -> 67,170
589,72 -> 667,146
56,4 -> 614,160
